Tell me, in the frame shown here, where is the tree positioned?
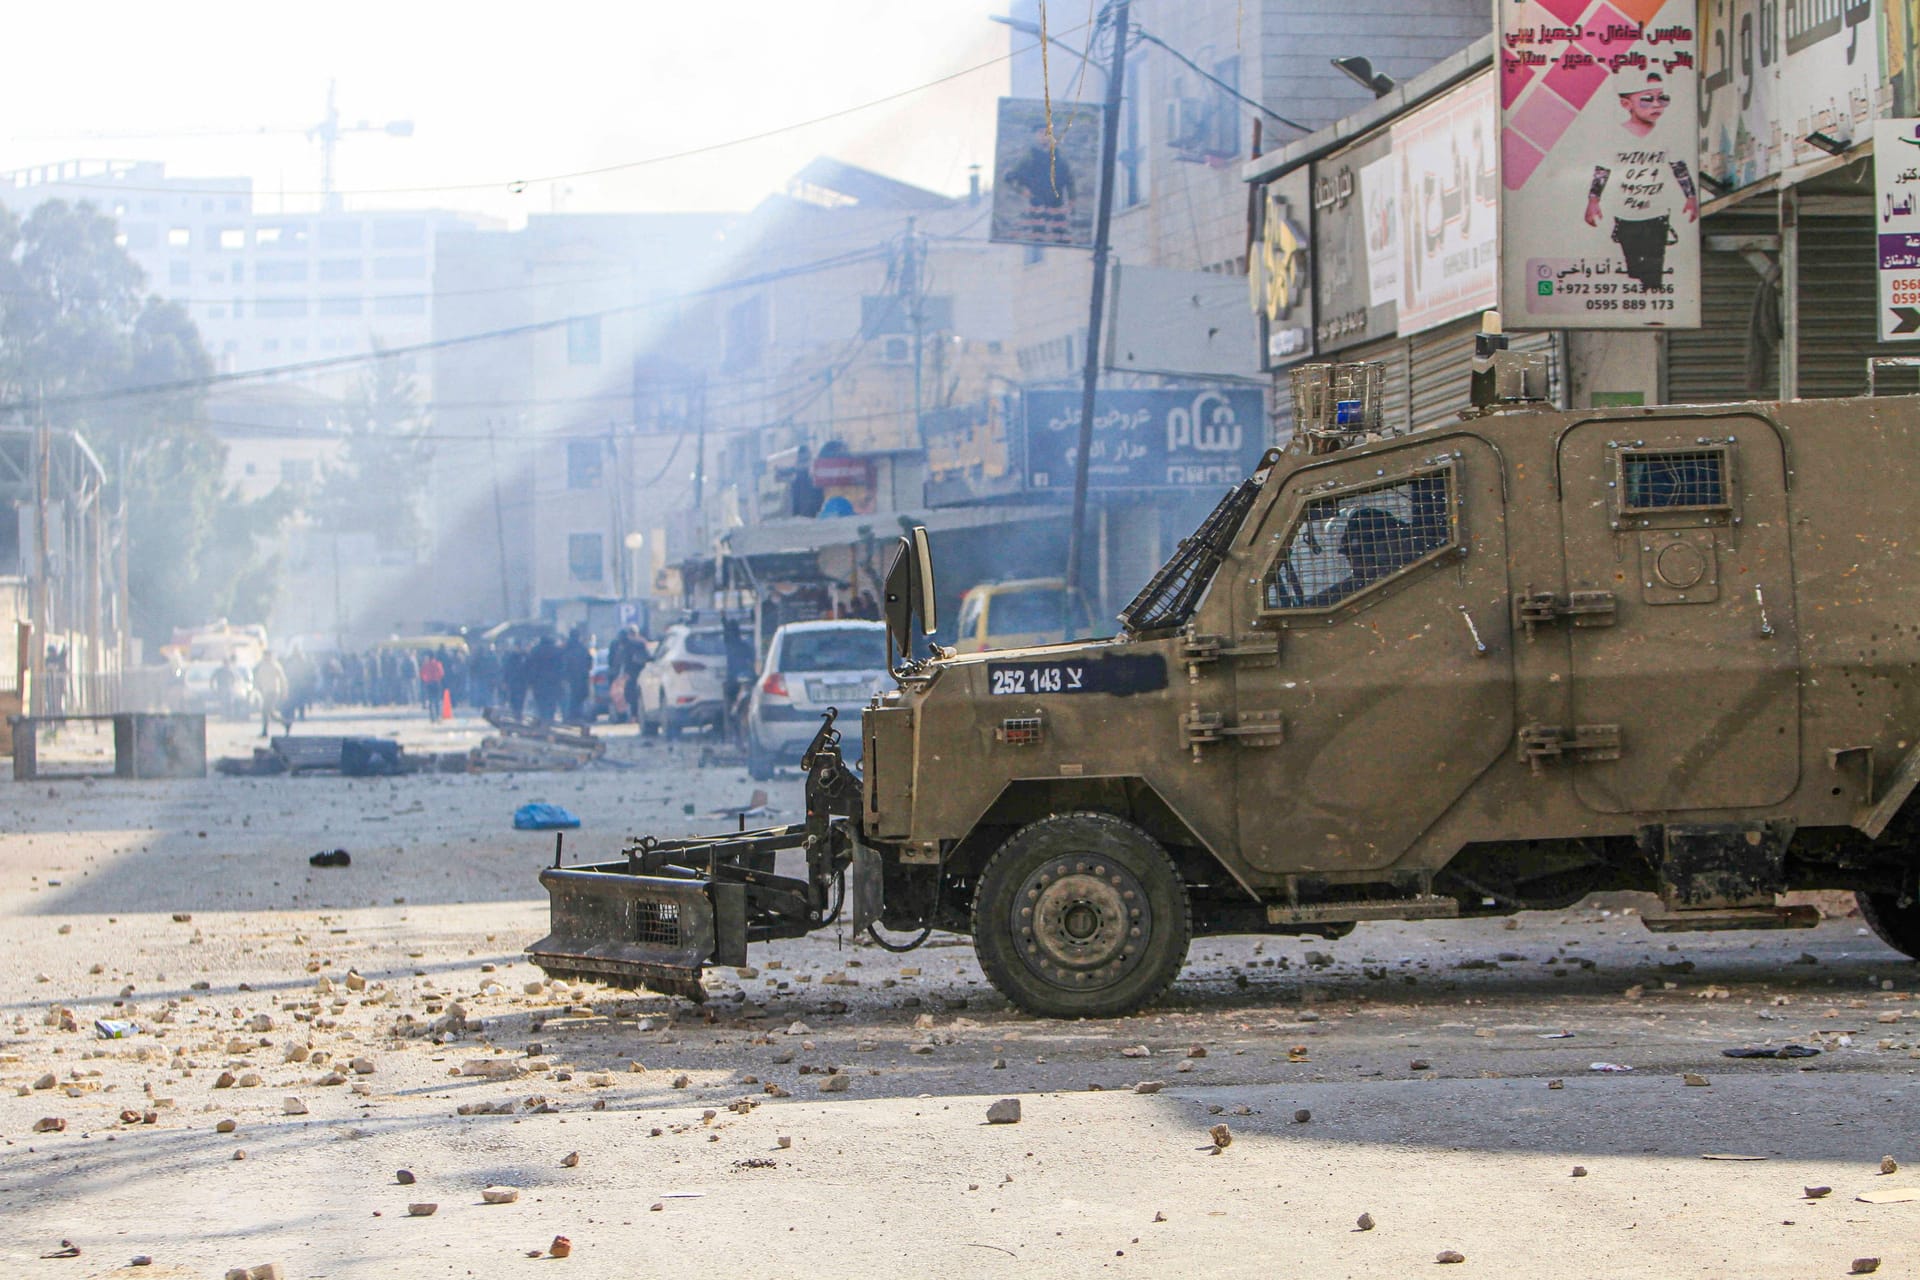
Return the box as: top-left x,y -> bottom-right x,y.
0,199 -> 286,647
314,350 -> 433,555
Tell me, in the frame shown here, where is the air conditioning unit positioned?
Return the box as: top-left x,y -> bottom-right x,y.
1165,97 -> 1212,152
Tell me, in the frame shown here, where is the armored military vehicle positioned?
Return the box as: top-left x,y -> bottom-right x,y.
531,346 -> 1920,1018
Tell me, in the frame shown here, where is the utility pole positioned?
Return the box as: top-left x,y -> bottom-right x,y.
903,218 -> 924,445
485,419 -> 512,617
1062,0 -> 1131,627
31,420 -> 51,716
115,442 -> 130,670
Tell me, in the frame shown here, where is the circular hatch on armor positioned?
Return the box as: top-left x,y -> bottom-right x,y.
1653,540 -> 1707,589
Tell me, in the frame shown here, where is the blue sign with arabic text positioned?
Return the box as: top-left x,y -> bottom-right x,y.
1022,388 -> 1267,492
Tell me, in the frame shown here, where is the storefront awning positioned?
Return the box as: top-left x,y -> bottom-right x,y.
719,503 -> 1064,561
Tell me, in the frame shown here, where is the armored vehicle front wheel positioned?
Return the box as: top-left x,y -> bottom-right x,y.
972,812 -> 1190,1019
1858,892 -> 1920,960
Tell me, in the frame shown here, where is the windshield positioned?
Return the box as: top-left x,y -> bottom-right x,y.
780,627 -> 884,673
682,630 -> 727,657
990,588 -> 1069,636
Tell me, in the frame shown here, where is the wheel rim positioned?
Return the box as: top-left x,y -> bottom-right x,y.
1011,853 -> 1153,993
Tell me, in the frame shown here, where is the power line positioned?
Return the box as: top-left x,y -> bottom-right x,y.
0,242 -> 895,415
9,20 -> 1097,202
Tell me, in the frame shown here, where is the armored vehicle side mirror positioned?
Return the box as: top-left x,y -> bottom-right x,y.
910,526 -> 937,638
883,527 -> 939,671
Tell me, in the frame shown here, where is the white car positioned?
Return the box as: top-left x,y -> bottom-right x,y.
635,625 -> 730,737
745,620 -> 887,779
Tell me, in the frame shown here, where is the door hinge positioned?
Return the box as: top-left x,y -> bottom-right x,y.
1517,722 -> 1622,774
1181,706 -> 1286,760
1181,626 -> 1282,679
1517,590 -> 1617,638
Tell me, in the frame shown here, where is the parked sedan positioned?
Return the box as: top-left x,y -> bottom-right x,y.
745,620 -> 887,779
635,625 -> 730,737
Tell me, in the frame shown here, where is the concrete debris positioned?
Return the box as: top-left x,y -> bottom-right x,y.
282,1097 -> 308,1115
1682,1073 -> 1710,1087
1121,1045 -> 1151,1058
482,1185 -> 520,1204
1135,1080 -> 1165,1094
818,1072 -> 850,1093
1209,1123 -> 1231,1150
32,1116 -> 65,1133
986,1098 -> 1021,1124
461,1058 -> 522,1079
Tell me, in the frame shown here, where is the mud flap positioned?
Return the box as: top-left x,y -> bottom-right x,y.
850,838 -> 883,936
527,866 -> 717,1002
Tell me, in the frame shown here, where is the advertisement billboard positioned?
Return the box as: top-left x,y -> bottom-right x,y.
990,98 -> 1102,247
1699,0 -> 1884,190
1498,0 -> 1703,328
1875,117 -> 1920,341
1022,388 -> 1267,491
1255,168 -> 1315,366
1312,130 -> 1399,351
1394,73 -> 1501,335
924,398 -> 1025,507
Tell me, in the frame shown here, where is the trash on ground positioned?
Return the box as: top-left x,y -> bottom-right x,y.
513,803 -> 581,831
1589,1062 -> 1633,1072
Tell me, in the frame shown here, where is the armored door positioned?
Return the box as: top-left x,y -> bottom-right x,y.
1555,416 -> 1800,812
1223,434 -> 1515,873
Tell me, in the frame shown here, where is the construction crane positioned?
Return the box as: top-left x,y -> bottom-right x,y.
9,80 -> 411,211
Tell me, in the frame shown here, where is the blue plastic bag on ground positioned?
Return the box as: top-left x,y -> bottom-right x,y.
514,802 -> 581,831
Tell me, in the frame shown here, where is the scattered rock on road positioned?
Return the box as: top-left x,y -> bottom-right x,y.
1879,1156 -> 1899,1175
986,1098 -> 1021,1124
1356,1213 -> 1375,1231
1437,1250 -> 1466,1264
1804,1186 -> 1831,1199
407,1203 -> 437,1217
482,1186 -> 520,1205
1209,1123 -> 1231,1150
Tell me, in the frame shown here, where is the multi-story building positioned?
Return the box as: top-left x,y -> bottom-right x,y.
0,159 -> 488,395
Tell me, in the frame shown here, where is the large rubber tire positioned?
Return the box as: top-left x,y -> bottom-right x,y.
972,812 -> 1190,1019
746,734 -> 774,782
1857,892 -> 1920,959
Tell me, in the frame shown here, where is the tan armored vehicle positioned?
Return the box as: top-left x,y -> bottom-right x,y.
532,355 -> 1920,1018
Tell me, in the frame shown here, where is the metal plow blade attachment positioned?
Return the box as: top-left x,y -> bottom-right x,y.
528,866 -> 722,1002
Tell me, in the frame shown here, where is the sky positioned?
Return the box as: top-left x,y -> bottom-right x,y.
0,1 -> 1035,223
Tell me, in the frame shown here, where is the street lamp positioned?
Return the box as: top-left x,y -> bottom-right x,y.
989,13 -> 1105,80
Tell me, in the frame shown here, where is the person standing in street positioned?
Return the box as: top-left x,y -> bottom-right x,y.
527,635 -> 564,723
253,650 -> 289,738
419,651 -> 445,721
561,628 -> 593,724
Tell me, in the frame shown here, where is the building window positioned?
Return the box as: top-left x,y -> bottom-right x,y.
257,222 -> 308,251
373,255 -> 426,280
723,297 -> 765,371
231,262 -> 245,283
374,295 -> 427,316
168,261 -> 191,286
319,258 -> 362,281
217,227 -> 245,251
318,221 -> 363,250
256,260 -> 308,284
319,297 -> 363,316
1209,57 -> 1242,158
231,298 -> 244,319
568,533 -> 604,582
280,459 -> 315,486
372,219 -> 426,249
257,298 -> 308,320
167,227 -> 191,249
124,223 -> 157,251
566,440 -> 603,490
568,316 -> 602,365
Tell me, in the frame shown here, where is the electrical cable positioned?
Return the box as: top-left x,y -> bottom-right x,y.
14,19 -> 1099,202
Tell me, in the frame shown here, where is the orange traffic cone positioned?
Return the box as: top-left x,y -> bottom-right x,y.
440,688 -> 454,721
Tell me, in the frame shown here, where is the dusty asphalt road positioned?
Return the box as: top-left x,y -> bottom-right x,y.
1,709 -> 1917,1279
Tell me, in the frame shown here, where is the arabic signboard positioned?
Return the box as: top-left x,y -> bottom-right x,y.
1312,130 -> 1397,351
1874,118 -> 1920,341
1698,0 -> 1883,190
1256,168 -> 1314,366
1498,0 -> 1702,329
990,98 -> 1102,247
1022,388 -> 1267,492
1395,72 -> 1500,335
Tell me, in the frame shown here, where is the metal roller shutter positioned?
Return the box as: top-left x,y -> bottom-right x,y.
1798,214 -> 1899,400
1665,210 -> 1777,405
